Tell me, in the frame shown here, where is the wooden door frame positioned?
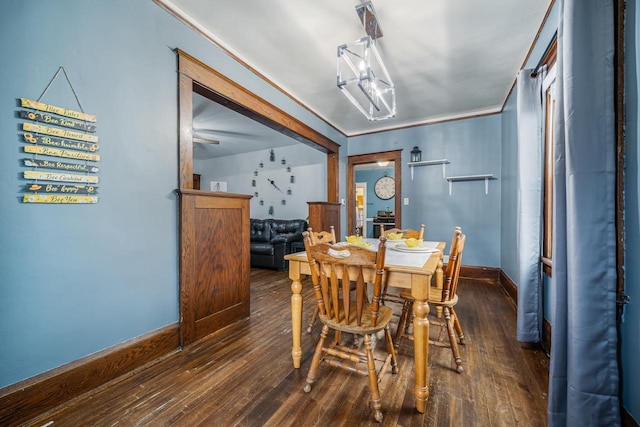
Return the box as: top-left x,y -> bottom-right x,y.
176,49 -> 341,347
176,49 -> 340,195
347,150 -> 402,236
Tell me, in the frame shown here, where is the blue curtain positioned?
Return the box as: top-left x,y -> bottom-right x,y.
515,69 -> 544,343
548,0 -> 620,425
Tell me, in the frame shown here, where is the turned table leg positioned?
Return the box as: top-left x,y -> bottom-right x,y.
290,261 -> 303,368
413,289 -> 431,413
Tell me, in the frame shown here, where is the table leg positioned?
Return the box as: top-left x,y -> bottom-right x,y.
290,261 -> 303,368
413,295 -> 430,413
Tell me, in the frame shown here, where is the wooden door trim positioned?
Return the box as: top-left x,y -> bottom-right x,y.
347,150 -> 402,236
176,50 -> 341,348
176,49 -> 340,201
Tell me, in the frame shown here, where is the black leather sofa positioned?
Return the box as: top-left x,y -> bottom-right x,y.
250,218 -> 308,270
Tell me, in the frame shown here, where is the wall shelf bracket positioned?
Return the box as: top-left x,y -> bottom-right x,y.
446,174 -> 496,195
408,159 -> 449,180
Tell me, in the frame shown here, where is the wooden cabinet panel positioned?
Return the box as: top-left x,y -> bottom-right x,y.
308,202 -> 341,240
178,190 -> 251,346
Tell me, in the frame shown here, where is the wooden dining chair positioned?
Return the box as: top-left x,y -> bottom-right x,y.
306,226 -> 337,333
442,226 -> 462,266
307,226 -> 336,246
302,233 -> 398,423
381,223 -> 425,240
395,229 -> 467,373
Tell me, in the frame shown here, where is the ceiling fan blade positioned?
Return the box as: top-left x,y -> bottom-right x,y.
193,137 -> 220,145
193,128 -> 257,138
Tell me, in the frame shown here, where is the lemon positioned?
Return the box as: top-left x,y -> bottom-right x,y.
345,235 -> 363,244
404,238 -> 423,248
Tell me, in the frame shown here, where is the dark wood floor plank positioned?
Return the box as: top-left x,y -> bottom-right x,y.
24,271 -> 549,427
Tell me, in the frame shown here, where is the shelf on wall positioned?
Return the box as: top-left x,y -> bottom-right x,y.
407,159 -> 449,180
445,174 -> 496,195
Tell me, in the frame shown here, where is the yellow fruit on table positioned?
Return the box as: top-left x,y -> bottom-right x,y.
404,238 -> 423,248
388,232 -> 403,240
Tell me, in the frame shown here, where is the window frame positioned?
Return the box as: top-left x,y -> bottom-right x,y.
540,47 -> 557,277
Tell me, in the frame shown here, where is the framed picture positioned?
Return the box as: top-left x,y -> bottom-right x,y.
209,181 -> 227,192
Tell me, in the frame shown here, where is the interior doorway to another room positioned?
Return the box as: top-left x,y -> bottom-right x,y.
347,150 -> 402,237
355,182 -> 367,237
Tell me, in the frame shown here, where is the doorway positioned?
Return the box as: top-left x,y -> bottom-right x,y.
347,150 -> 402,237
176,49 -> 340,346
355,182 -> 367,237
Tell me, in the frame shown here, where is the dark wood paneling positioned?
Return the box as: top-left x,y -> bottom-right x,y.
461,265 -> 501,282
179,190 -> 197,344
622,408 -> 640,427
178,190 -> 251,346
194,207 -> 243,317
0,324 -> 179,426
499,268 -> 518,303
178,71 -> 194,189
542,318 -> 552,355
307,201 -> 341,241
327,152 -> 339,203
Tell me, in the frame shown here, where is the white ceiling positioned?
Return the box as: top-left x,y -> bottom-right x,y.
192,92 -> 300,160
158,0 -> 551,148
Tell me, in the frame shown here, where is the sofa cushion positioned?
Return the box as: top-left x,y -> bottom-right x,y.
250,218 -> 271,243
270,219 -> 307,240
250,242 -> 275,256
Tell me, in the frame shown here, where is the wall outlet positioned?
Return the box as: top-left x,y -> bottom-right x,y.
340,198 -> 346,205
404,198 -> 409,205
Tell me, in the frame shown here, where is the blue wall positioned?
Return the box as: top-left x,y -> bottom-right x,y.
0,0 -> 344,388
349,115 -> 502,267
500,86 -> 519,282
195,144 -> 327,220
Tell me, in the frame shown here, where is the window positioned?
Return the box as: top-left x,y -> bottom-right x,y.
541,53 -> 557,276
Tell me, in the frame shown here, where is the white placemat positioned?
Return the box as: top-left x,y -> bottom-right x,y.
364,239 -> 440,268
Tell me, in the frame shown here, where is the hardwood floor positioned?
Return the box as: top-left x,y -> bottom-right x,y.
25,269 -> 549,426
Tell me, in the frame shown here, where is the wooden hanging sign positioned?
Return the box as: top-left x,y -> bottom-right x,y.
23,133 -> 99,152
22,122 -> 98,143
19,110 -> 96,132
24,170 -> 99,184
23,194 -> 99,204
20,98 -> 97,123
24,144 -> 101,161
24,183 -> 98,194
22,158 -> 99,173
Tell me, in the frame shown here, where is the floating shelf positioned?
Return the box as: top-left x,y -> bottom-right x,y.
407,159 -> 449,180
445,174 -> 496,195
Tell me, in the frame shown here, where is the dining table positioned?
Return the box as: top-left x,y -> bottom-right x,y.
284,238 -> 446,414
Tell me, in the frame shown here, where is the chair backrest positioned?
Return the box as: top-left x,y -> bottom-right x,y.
303,232 -> 387,328
449,226 -> 462,252
307,226 -> 337,245
441,229 -> 466,303
381,224 -> 425,240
